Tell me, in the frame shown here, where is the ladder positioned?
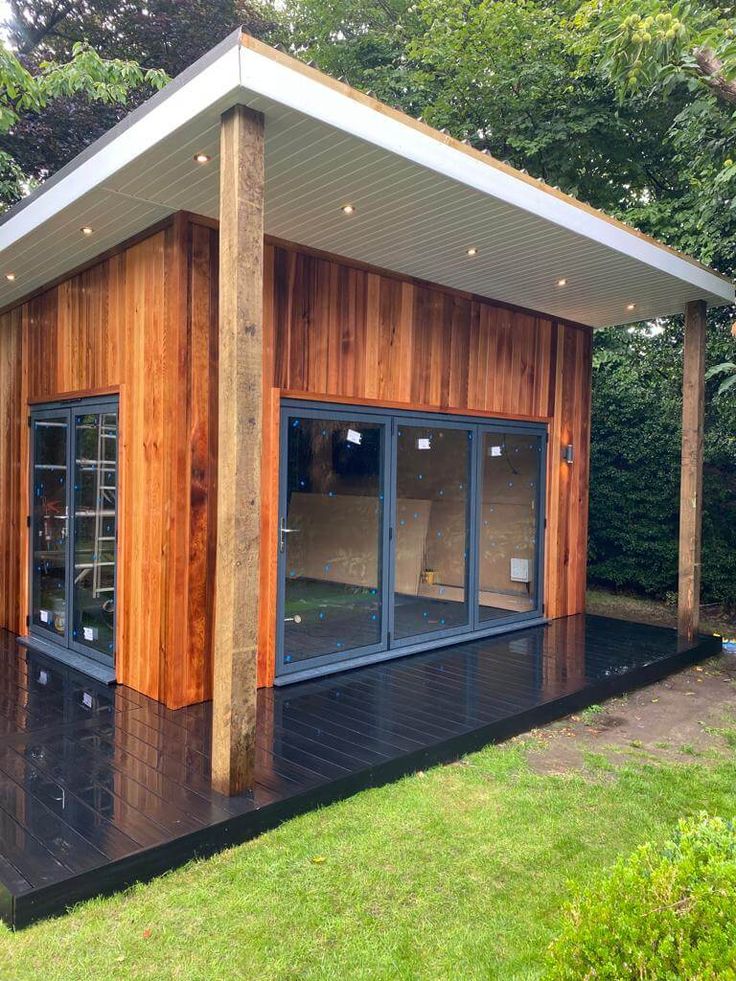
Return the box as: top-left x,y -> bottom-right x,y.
92,414 -> 117,599
73,414 -> 117,598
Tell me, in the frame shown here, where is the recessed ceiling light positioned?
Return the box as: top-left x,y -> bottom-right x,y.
557,278 -> 567,287
193,152 -> 211,164
341,204 -> 356,215
81,226 -> 93,236
466,247 -> 478,257
627,303 -> 636,311
5,273 -> 15,282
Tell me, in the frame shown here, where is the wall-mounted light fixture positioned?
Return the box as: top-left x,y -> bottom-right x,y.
563,444 -> 574,464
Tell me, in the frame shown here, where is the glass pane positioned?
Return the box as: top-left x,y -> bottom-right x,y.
72,410 -> 118,658
283,416 -> 384,667
478,432 -> 542,621
32,416 -> 68,636
394,425 -> 471,640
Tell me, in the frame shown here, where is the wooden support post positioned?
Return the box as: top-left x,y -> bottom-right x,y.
212,105 -> 265,795
678,299 -> 707,640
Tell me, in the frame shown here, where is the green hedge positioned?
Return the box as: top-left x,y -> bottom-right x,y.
546,814 -> 736,980
588,320 -> 736,608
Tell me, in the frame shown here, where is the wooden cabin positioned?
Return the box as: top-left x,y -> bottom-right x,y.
0,31 -> 733,797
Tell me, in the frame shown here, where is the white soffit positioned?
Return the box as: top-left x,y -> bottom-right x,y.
0,30 -> 732,327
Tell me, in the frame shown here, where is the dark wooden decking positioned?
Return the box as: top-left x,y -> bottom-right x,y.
0,615 -> 721,928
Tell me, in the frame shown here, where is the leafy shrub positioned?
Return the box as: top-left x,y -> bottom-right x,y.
588,321 -> 736,609
546,814 -> 736,980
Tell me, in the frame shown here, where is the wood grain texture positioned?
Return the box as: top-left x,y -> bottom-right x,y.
263,240 -> 593,668
0,214 -> 593,704
270,243 -> 556,417
678,299 -> 706,638
544,322 -> 592,619
0,217 -> 219,708
212,107 -> 264,794
0,307 -> 23,634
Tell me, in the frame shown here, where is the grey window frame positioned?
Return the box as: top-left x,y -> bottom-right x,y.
29,395 -> 119,669
276,400 -> 548,685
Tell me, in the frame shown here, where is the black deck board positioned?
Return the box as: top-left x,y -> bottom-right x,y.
0,615 -> 721,928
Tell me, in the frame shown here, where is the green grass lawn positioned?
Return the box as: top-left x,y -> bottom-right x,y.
3,737 -> 736,980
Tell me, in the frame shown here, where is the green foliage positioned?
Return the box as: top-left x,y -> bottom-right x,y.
0,41 -> 167,133
589,315 -> 736,606
589,326 -> 681,597
0,39 -> 167,204
0,1 -> 280,210
706,360 -> 736,396
547,813 -> 736,979
578,0 -> 736,104
5,0 -> 736,604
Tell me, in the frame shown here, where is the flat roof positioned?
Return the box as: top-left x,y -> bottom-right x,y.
0,28 -> 732,327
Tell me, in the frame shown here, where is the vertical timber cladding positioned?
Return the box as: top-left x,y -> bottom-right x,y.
0,306 -> 24,635
0,214 -> 592,703
263,241 -> 593,683
0,215 -> 219,708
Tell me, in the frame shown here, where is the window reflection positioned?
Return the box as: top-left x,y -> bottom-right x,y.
394,426 -> 471,640
478,433 -> 542,620
32,417 -> 69,636
283,417 -> 384,665
72,412 -> 118,657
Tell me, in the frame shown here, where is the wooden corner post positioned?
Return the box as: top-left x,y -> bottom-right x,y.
212,105 -> 265,795
678,299 -> 707,640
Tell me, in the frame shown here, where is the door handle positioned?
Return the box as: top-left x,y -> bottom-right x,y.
279,516 -> 299,552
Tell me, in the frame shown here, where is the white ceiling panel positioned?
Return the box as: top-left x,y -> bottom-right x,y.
0,30 -> 732,326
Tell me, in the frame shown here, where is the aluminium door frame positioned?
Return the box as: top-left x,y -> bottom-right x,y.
275,399 -> 549,685
28,405 -> 73,649
472,422 -> 548,631
387,413 -> 477,651
67,397 -> 119,665
28,395 -> 119,668
275,402 -> 392,679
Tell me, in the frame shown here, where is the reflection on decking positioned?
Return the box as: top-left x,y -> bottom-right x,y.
0,615 -> 720,927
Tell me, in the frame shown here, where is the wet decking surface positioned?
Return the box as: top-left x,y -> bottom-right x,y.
0,615 -> 720,927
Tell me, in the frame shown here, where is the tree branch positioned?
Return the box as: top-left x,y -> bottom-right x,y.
693,46 -> 736,106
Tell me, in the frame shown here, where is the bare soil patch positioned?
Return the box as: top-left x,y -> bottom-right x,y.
525,653 -> 736,776
586,588 -> 736,637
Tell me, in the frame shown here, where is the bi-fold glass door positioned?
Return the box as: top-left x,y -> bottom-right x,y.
277,402 -> 546,680
30,397 -> 119,666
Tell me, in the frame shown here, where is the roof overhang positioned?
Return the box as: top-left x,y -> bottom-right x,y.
0,29 -> 732,327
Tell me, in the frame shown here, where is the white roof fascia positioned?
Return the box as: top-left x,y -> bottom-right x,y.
0,39 -> 242,251
238,44 -> 733,305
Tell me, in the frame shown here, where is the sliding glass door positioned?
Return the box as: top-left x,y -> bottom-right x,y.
30,398 -> 119,666
392,421 -> 472,644
279,410 -> 388,670
31,410 -> 70,639
277,403 -> 546,680
477,430 -> 544,624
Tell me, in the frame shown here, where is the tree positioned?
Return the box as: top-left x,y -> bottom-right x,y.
286,0 -> 736,605
0,39 -> 167,207
0,1 -> 281,209
582,0 -> 736,107
6,0 -> 735,604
